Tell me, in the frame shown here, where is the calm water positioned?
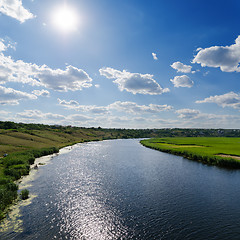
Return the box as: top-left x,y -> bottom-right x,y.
1,139 -> 240,239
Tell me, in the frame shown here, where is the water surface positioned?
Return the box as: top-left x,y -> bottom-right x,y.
1,139 -> 240,239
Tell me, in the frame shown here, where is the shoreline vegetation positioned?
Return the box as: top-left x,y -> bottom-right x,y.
1,122 -> 240,222
0,121 -> 162,221
140,138 -> 240,169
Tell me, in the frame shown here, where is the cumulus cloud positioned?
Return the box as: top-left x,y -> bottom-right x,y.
99,67 -> 169,95
9,107 -> 240,129
15,109 -> 95,126
176,108 -> 201,119
16,110 -> 66,124
152,52 -> 158,60
0,39 -> 7,52
170,75 -> 194,88
58,98 -> 79,107
170,61 -> 193,73
32,89 -> 50,97
0,0 -> 35,23
58,98 -> 173,115
0,110 -> 10,115
109,101 -> 173,114
36,65 -> 92,92
0,51 -> 92,91
196,92 -> 240,109
0,54 -> 37,85
0,85 -> 37,105
193,35 -> 240,72
174,108 -> 240,128
58,98 -> 109,114
176,108 -> 229,121
0,38 -> 16,52
68,114 -> 92,122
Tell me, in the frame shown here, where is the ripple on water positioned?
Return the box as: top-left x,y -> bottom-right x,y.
1,139 -> 240,239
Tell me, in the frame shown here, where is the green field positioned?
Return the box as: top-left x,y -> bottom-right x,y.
140,137 -> 240,168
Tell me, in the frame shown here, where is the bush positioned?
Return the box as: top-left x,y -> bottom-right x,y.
28,157 -> 35,165
20,189 -> 29,200
6,182 -> 18,191
0,182 -> 18,216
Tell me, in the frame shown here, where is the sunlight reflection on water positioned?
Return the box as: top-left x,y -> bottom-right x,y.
52,142 -> 131,239
1,139 -> 240,240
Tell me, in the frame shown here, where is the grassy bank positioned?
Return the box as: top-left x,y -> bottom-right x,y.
0,122 -> 162,221
0,147 -> 59,220
140,137 -> 240,169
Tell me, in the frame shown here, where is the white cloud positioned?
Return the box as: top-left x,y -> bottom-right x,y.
0,0 -> 35,23
0,52 -> 92,91
175,108 -> 240,128
0,38 -> 16,52
176,108 -> 201,119
58,98 -> 79,107
58,98 -> 109,114
0,110 -> 11,121
170,75 -> 194,88
58,98 -> 173,115
15,109 -> 94,126
9,107 -> 240,129
32,89 -> 50,97
0,110 -> 10,115
109,101 -> 173,114
170,61 -> 192,73
68,114 -> 92,122
0,85 -> 37,105
36,65 -> 92,92
99,67 -> 169,95
193,35 -> 240,72
0,86 -> 37,105
152,52 -> 158,60
196,92 -> 240,110
0,54 -> 38,85
176,108 -> 230,121
0,39 -> 7,52
16,110 -> 65,120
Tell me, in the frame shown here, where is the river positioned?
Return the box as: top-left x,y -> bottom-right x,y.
1,139 -> 240,239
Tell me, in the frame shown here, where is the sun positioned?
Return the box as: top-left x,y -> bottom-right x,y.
51,5 -> 79,33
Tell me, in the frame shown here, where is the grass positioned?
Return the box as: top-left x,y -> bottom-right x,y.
140,137 -> 240,169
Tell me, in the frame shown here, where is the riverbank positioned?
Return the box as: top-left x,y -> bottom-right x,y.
140,137 -> 240,169
0,147 -> 59,221
0,123 -> 161,221
0,144 -> 76,232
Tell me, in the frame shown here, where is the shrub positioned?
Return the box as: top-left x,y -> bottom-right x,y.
6,182 -> 18,191
28,157 -> 35,165
20,189 -> 29,200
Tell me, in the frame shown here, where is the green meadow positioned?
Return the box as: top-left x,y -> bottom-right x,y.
140,137 -> 240,168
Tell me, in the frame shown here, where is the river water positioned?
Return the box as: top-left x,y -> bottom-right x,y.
1,139 -> 240,239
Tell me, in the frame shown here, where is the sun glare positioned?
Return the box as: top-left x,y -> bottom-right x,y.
51,5 -> 78,33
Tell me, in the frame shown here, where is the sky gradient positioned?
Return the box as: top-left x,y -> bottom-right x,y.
1,0 -> 240,128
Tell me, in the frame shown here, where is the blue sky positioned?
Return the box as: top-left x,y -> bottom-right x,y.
0,0 -> 240,128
